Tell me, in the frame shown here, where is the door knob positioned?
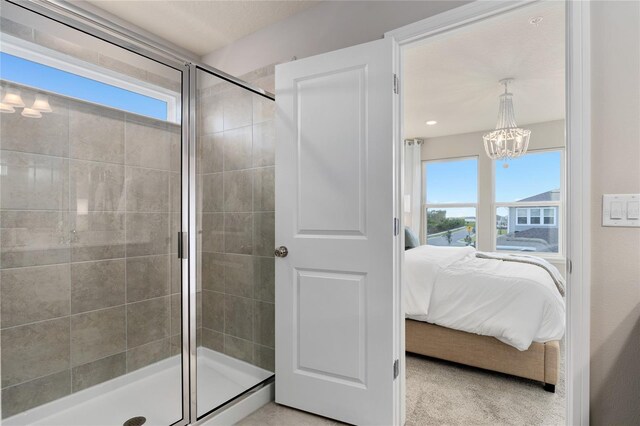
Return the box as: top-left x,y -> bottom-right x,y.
274,246 -> 288,258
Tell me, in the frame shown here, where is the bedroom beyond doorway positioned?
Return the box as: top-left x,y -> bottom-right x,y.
399,1 -> 567,423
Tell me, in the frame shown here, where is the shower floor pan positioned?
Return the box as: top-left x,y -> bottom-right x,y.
3,347 -> 273,426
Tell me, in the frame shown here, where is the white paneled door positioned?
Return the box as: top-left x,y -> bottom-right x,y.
275,37 -> 400,425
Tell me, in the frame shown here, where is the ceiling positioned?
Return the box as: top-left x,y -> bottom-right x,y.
403,1 -> 565,139
85,0 -> 319,56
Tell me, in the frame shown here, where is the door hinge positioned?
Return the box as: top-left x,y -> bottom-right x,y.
393,74 -> 399,94
393,359 -> 399,379
177,232 -> 188,259
394,218 -> 400,236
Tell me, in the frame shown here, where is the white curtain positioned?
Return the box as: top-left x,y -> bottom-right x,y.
403,139 -> 423,238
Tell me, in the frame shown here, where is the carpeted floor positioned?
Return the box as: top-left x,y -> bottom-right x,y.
238,347 -> 565,426
404,350 -> 565,425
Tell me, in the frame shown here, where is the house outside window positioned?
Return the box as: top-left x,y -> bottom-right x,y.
495,150 -> 564,254
514,206 -> 557,226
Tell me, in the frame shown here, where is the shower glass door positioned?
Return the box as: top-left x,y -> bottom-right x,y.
0,3 -> 186,425
193,66 -> 275,419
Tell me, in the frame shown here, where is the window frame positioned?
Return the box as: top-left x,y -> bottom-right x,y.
493,148 -> 565,258
421,156 -> 479,246
1,34 -> 180,123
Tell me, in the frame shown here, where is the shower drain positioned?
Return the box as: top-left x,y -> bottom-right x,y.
123,416 -> 147,426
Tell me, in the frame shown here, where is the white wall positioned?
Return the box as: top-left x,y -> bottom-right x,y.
420,120 -> 566,272
589,1 -> 640,424
201,1 -> 470,77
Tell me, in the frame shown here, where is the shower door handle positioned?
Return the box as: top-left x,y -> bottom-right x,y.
178,232 -> 188,259
274,246 -> 288,258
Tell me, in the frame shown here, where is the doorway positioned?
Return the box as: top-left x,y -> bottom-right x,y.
272,1 -> 590,425
400,1 -> 567,423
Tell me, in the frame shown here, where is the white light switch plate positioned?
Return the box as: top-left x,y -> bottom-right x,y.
603,194 -> 640,227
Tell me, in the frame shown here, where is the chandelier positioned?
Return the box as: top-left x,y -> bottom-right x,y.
483,78 -> 531,161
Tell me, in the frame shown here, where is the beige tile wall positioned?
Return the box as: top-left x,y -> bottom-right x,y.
197,67 -> 276,372
0,82 -> 181,418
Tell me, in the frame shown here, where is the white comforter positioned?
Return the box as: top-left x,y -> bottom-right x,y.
404,245 -> 565,351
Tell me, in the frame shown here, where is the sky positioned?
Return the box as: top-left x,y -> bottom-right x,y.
495,151 -> 561,201
0,52 -> 167,120
426,151 -> 561,217
426,158 -> 478,204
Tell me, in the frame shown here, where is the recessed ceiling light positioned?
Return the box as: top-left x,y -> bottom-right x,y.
426,120 -> 437,126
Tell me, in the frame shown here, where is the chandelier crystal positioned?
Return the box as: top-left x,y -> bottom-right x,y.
483,78 -> 531,161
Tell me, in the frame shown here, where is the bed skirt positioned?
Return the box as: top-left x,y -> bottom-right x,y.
405,319 -> 559,392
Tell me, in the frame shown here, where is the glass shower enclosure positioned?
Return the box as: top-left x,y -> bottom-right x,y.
0,1 -> 275,425
193,68 -> 275,419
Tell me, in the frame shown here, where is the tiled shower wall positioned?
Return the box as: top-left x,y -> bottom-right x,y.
0,82 -> 181,418
197,67 -> 276,372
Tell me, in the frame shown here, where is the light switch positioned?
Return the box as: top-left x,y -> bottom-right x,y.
603,194 -> 640,227
628,201 -> 639,220
610,202 -> 623,219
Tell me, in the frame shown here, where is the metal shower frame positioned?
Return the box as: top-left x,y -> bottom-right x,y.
2,1 -> 275,425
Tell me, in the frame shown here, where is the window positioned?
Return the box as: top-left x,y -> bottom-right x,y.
544,208 -> 555,225
495,150 -> 563,254
514,207 -> 557,226
423,157 -> 478,247
530,208 -> 541,224
517,209 -> 528,224
1,45 -> 178,122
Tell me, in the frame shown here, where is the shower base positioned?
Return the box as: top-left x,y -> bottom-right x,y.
3,347 -> 273,426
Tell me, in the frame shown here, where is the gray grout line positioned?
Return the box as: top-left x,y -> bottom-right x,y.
2,365 -> 72,393
200,325 -> 273,350
200,210 -> 275,214
200,289 -> 274,305
0,253 -> 181,271
0,294 -> 174,332
124,119 -> 129,373
1,332 -> 177,392
0,209 -> 182,213
199,164 -> 275,175
0,149 -> 181,174
67,106 -> 72,395
251,123 -> 256,356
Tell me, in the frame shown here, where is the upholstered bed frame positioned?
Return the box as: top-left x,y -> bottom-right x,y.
405,319 -> 559,392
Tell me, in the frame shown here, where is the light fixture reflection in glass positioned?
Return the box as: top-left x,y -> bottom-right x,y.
2,88 -> 25,108
0,103 -> 15,113
529,16 -> 544,26
21,108 -> 42,118
31,94 -> 52,112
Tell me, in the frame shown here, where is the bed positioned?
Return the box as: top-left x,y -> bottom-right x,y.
403,244 -> 565,392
